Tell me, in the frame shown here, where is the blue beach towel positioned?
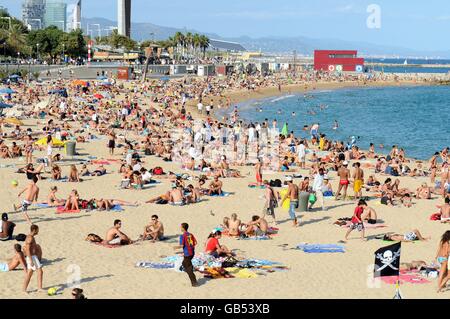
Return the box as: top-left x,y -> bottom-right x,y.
209,192 -> 232,197
135,262 -> 174,269
239,235 -> 272,241
35,203 -> 51,208
296,244 -> 346,253
110,205 -> 124,212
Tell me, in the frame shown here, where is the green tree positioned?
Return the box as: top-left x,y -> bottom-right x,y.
28,26 -> 64,62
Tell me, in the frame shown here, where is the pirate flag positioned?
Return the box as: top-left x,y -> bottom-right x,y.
374,242 -> 401,278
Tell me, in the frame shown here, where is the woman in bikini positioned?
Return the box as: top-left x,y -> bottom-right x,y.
68,165 -> 81,182
64,190 -> 80,211
51,164 -> 62,180
24,135 -> 34,165
436,231 -> 450,293
47,186 -> 65,207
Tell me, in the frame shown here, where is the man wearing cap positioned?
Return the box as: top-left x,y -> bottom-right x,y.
310,169 -> 326,211
336,161 -> 351,201
281,177 -> 300,227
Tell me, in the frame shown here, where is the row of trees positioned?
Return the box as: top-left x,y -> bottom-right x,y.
1,9 -> 87,62
1,9 -> 211,63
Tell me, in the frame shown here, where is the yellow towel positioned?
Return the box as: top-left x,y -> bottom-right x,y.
225,268 -> 258,279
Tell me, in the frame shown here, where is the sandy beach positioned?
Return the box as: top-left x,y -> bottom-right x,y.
0,78 -> 448,299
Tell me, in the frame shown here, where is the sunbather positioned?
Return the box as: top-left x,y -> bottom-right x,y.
47,186 -> 66,207
244,215 -> 269,237
384,229 -> 430,242
142,215 -> 164,242
205,230 -> 232,257
0,244 -> 27,273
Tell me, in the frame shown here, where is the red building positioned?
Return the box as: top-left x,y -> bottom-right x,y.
314,50 -> 364,72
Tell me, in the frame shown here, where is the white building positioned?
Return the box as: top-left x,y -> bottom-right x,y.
117,0 -> 131,37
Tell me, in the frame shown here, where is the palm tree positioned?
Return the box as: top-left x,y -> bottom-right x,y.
4,24 -> 29,56
199,35 -> 210,58
185,32 -> 193,58
193,33 -> 201,59
173,32 -> 184,62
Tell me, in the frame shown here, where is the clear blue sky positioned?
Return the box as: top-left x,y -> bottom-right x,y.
3,0 -> 450,51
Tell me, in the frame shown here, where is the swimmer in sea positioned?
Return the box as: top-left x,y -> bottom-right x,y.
333,120 -> 339,130
292,112 -> 296,117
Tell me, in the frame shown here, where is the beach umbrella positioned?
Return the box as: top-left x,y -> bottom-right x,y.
4,118 -> 24,126
97,76 -> 108,80
160,76 -> 170,82
4,109 -> 24,118
281,123 -> 289,137
94,93 -> 104,99
0,88 -> 16,94
35,137 -> 66,147
0,101 -> 13,109
9,74 -> 21,79
71,80 -> 88,87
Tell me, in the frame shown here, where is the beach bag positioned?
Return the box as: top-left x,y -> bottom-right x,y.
152,167 -> 164,175
309,194 -> 317,204
222,256 -> 239,268
15,234 -> 26,242
274,179 -> 282,188
81,200 -> 89,210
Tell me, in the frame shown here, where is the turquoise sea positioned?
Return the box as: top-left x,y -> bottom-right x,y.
222,86 -> 450,160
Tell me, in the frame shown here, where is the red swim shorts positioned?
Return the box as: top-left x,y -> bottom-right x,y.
340,180 -> 350,186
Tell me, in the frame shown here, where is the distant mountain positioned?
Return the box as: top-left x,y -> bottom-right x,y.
81,17 -> 450,58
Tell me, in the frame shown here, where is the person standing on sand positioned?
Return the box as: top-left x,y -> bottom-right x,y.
174,223 -> 198,287
14,176 -> 39,224
336,161 -> 350,201
436,231 -> 450,293
344,200 -> 367,242
281,177 -> 299,227
23,224 -> 44,293
255,159 -> 263,186
352,162 -> 364,200
263,181 -> 278,224
108,130 -> 116,156
430,152 -> 439,184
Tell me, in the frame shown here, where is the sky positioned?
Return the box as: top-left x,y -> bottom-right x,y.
3,0 -> 450,51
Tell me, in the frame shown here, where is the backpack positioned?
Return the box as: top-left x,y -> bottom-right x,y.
274,179 -> 282,188
152,167 -> 164,175
81,200 -> 89,210
15,234 -> 26,242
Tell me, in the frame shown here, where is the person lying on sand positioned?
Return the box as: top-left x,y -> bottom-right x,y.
105,220 -> 133,246
400,260 -> 427,272
244,215 -> 269,237
0,244 -> 27,273
205,230 -> 232,257
141,215 -> 164,242
46,186 -> 66,207
146,191 -> 171,205
383,229 -> 430,242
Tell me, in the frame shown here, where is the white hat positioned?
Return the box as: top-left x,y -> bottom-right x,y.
343,161 -> 349,166
285,176 -> 293,182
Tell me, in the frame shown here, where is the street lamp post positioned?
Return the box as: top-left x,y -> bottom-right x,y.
62,43 -> 65,64
17,52 -> 20,73
36,43 -> 40,61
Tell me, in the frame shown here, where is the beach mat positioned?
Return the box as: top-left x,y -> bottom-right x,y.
110,205 -> 124,212
92,242 -> 123,249
135,261 -> 174,269
35,203 -> 51,208
296,244 -> 346,253
381,273 -> 430,285
209,192 -> 232,197
342,222 -> 388,229
56,207 -> 81,214
248,183 -> 266,189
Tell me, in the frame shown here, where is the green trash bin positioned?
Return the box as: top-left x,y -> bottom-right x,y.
297,192 -> 310,212
65,141 -> 76,156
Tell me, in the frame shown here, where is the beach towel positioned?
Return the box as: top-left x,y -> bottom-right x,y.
342,222 -> 388,229
91,160 -> 112,165
35,203 -> 51,208
239,235 -> 272,241
92,242 -> 122,249
135,262 -> 174,269
209,192 -> 232,197
224,267 -> 258,279
56,206 -> 81,214
50,177 -> 69,182
296,244 -> 346,253
248,183 -> 266,189
381,273 -> 430,285
110,205 -> 124,212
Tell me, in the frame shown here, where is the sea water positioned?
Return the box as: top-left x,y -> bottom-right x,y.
220,86 -> 450,160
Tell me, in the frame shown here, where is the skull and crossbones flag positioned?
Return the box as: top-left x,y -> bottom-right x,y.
374,242 -> 401,278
